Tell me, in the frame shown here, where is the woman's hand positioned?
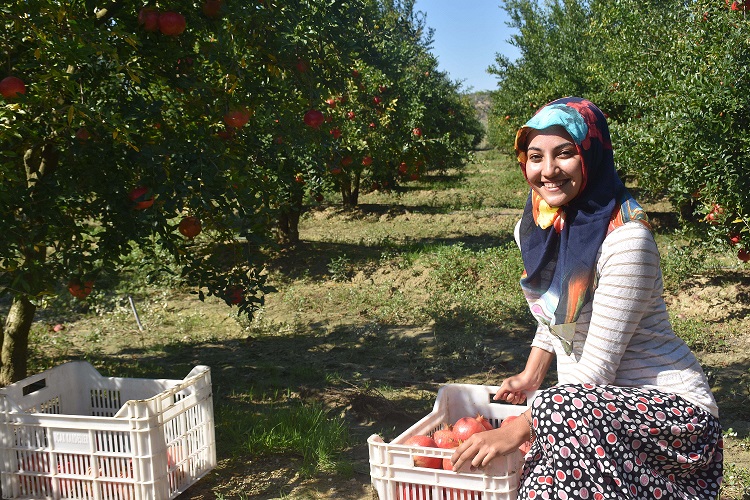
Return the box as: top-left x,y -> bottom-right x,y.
495,373 -> 537,405
450,412 -> 531,471
495,346 -> 554,404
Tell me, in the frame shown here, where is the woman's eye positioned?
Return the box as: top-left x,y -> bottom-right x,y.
528,154 -> 542,162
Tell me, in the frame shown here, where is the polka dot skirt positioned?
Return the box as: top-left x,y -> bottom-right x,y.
519,384 -> 723,499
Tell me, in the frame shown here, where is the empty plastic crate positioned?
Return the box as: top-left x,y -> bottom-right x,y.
0,361 -> 216,499
368,383 -> 535,500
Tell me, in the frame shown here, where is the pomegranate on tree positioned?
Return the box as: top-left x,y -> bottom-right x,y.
224,109 -> 251,129
303,109 -> 324,129
158,11 -> 186,36
225,286 -> 244,305
67,278 -> 94,299
178,216 -> 202,238
129,186 -> 154,209
129,186 -> 154,210
201,0 -> 223,18
137,7 -> 160,32
0,76 -> 26,99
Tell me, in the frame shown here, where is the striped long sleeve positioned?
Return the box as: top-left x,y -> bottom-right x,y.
528,222 -> 718,417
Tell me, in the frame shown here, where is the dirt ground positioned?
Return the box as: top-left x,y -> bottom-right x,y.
168,262 -> 750,498
22,202 -> 750,499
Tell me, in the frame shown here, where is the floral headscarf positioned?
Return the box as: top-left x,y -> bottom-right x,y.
515,97 -> 650,354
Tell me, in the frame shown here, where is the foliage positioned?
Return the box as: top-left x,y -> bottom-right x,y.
487,0 -> 750,260
0,0 -> 481,382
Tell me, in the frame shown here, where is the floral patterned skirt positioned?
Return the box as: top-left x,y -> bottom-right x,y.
519,384 -> 723,499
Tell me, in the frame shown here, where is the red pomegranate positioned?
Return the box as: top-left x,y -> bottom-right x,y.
403,435 -> 441,469
452,416 -> 486,442
432,427 -> 459,449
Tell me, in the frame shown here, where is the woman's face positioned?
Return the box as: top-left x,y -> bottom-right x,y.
524,126 -> 584,207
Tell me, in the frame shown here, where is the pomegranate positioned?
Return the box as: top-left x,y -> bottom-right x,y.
67,278 -> 94,299
137,7 -> 160,32
225,286 -> 244,305
158,11 -> 186,36
178,216 -> 202,238
303,109 -> 324,129
432,427 -> 459,449
201,0 -> 223,18
475,414 -> 493,431
224,109 -> 251,129
0,76 -> 26,99
452,416 -> 486,442
404,435 -> 441,469
412,127 -> 422,137
75,127 -> 91,141
129,186 -> 154,210
361,156 -> 373,166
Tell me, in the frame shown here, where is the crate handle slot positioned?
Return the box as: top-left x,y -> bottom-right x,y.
22,378 -> 46,396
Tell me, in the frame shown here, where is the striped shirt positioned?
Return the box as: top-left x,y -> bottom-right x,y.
522,221 -> 719,417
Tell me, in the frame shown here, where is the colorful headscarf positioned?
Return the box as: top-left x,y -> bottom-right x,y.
515,97 -> 650,354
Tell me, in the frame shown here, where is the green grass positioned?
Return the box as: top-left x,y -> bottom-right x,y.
217,397 -> 351,477
20,149 -> 750,498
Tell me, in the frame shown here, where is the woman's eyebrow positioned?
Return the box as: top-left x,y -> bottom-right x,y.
527,141 -> 575,152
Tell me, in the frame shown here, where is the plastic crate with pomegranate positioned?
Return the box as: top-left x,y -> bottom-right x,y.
368,383 -> 535,500
0,361 -> 216,499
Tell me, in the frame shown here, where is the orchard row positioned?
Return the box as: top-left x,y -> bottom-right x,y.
0,0 -> 481,383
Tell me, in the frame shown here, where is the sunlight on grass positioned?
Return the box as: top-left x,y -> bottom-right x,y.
217,399 -> 351,477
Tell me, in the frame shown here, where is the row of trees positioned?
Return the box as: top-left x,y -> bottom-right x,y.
0,0 -> 482,384
487,0 -> 749,253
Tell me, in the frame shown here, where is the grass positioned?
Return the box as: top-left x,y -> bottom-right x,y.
17,150 -> 750,498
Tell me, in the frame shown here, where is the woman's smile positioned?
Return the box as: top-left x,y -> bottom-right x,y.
523,125 -> 584,207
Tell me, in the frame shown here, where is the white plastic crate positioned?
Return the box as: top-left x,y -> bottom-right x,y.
368,384 -> 535,500
0,361 -> 216,500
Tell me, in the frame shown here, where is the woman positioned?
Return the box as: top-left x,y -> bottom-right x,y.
450,97 -> 723,499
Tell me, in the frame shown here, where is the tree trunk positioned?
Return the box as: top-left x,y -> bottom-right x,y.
276,188 -> 303,245
340,172 -> 361,207
1,295 -> 36,386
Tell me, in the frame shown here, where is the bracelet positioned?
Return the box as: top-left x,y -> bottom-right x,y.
522,412 -> 536,442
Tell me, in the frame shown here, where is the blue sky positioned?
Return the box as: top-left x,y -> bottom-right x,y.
413,1 -> 520,92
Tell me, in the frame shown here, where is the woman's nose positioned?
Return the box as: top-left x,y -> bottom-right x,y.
540,156 -> 559,176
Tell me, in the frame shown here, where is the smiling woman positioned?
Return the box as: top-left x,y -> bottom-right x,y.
450,98 -> 724,499
523,126 -> 583,208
